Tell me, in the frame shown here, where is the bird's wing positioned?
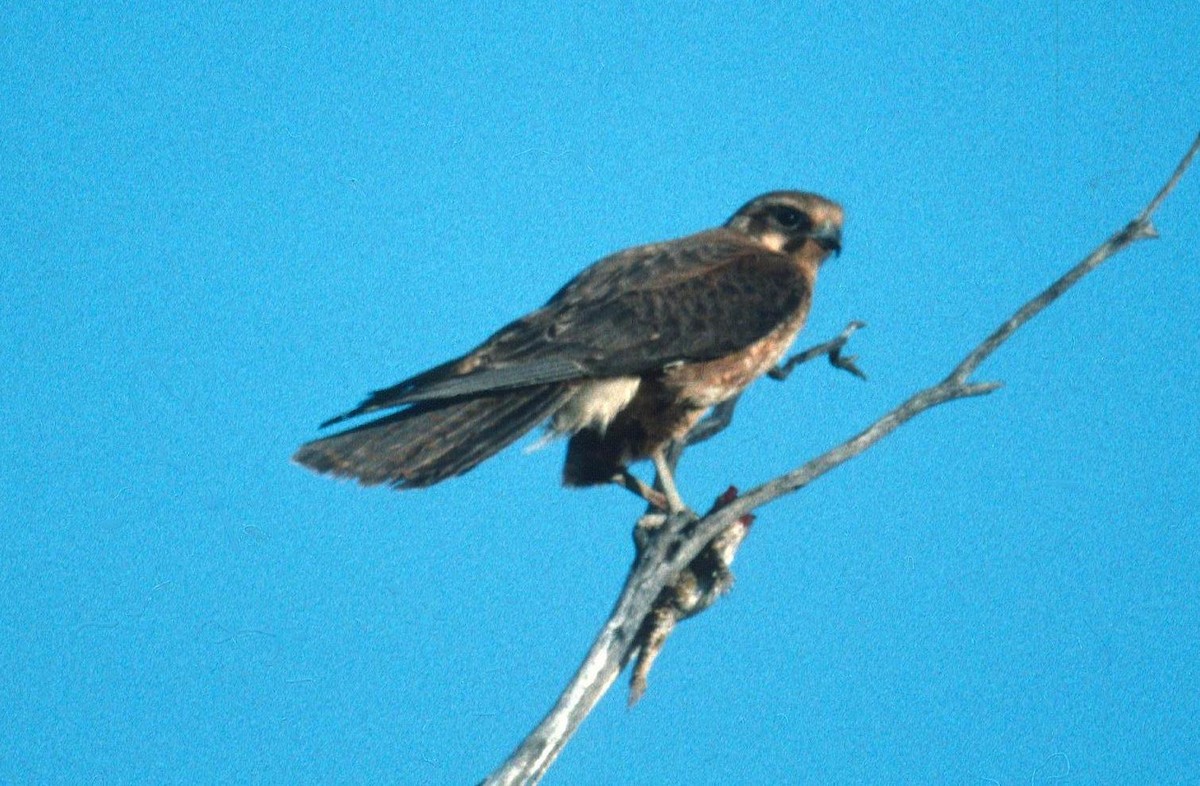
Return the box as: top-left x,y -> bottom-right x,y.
321,233 -> 808,426
541,247 -> 809,376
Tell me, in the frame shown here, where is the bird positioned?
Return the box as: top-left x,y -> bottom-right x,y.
293,191 -> 843,513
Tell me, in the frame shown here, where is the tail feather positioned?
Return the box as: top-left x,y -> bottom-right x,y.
294,384 -> 572,488
383,384 -> 564,482
427,388 -> 571,478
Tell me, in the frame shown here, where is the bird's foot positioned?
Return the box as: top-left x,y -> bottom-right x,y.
611,469 -> 669,511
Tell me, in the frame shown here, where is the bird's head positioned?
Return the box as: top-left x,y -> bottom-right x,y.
725,191 -> 844,261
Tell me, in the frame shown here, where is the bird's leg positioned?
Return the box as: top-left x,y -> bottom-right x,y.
611,469 -> 670,512
651,448 -> 689,515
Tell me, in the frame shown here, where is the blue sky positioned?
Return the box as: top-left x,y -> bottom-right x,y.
3,2 -> 1198,784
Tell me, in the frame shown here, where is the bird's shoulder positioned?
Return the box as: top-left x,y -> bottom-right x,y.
543,227 -> 784,308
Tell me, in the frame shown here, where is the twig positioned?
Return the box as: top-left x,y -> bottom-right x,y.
480,132 -> 1200,786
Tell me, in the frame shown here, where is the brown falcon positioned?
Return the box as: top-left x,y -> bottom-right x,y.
294,191 -> 843,513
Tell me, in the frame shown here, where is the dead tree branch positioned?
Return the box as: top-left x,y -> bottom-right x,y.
480,132 -> 1200,786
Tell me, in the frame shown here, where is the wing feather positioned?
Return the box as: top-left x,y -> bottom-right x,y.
319,229 -> 807,425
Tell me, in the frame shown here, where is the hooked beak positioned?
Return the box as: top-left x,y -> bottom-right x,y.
810,220 -> 842,256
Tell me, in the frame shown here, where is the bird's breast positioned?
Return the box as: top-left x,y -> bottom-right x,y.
664,309 -> 809,409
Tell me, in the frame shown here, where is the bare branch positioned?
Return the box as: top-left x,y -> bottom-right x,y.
628,487 -> 752,707
1139,133 -> 1200,221
481,132 -> 1199,786
949,132 -> 1198,385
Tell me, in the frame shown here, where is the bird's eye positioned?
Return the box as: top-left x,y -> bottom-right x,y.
773,207 -> 805,228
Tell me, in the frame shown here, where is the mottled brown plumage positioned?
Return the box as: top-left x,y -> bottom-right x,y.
294,191 -> 843,511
